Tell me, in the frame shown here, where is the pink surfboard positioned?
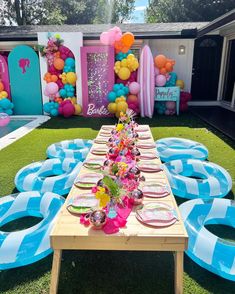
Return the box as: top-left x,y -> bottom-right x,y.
137,46 -> 155,118
0,55 -> 11,99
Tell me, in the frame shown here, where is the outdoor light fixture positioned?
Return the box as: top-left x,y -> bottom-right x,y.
178,45 -> 186,55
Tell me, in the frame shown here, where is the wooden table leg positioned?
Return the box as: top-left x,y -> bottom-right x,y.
50,249 -> 62,294
174,251 -> 184,294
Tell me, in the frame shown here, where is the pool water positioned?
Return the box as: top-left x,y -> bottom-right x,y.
0,119 -> 34,138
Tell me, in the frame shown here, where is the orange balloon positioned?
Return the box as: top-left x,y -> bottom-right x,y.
53,58 -> 64,70
0,82 -> 4,92
154,55 -> 167,69
165,62 -> 173,72
121,32 -> 134,47
127,94 -> 138,103
160,67 -> 167,75
51,75 -> 58,82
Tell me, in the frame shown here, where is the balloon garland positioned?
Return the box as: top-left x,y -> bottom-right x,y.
38,33 -> 82,118
100,27 -> 140,117
0,80 -> 14,115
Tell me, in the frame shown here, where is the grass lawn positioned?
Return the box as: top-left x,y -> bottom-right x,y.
0,112 -> 234,294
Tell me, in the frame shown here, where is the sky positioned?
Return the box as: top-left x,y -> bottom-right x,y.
131,0 -> 148,23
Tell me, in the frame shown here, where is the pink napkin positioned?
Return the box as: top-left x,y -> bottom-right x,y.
80,197 -> 134,234
103,197 -> 134,234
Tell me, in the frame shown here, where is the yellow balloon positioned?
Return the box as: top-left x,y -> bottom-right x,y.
70,97 -> 77,104
107,103 -> 117,114
66,72 -> 77,85
115,111 -> 121,118
118,67 -> 131,80
119,96 -> 126,102
0,91 -> 8,98
74,104 -> 82,115
176,79 -> 184,90
116,101 -> 128,113
115,98 -> 122,103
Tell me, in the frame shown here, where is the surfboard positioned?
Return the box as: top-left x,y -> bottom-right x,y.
0,55 -> 11,99
137,45 -> 155,118
8,45 -> 43,115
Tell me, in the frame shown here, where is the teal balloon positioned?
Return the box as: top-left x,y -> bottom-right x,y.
43,102 -> 52,113
51,109 -> 59,116
65,58 -> 75,67
116,89 -> 124,97
123,86 -> 129,95
113,84 -> 121,92
5,109 -> 13,115
108,91 -> 117,102
165,72 -> 177,87
0,98 -> 11,109
59,89 -> 67,98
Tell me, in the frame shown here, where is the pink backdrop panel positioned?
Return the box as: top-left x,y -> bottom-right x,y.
0,55 -> 11,99
81,46 -> 114,117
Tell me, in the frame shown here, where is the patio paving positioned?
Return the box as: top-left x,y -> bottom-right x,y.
190,106 -> 235,140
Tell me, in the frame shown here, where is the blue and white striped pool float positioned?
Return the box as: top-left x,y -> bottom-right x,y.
164,159 -> 232,199
0,191 -> 64,270
15,158 -> 83,196
46,139 -> 93,161
179,198 -> 235,281
156,137 -> 208,162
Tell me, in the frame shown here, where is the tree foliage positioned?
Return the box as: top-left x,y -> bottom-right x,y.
0,0 -> 135,25
146,0 -> 235,22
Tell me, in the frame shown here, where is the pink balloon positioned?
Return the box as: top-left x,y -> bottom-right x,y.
59,100 -> 75,118
100,32 -> 110,45
45,82 -> 59,95
154,67 -> 160,76
110,26 -> 122,41
166,101 -> 176,110
155,75 -> 166,87
56,79 -> 64,89
129,82 -> 140,95
0,113 -> 10,127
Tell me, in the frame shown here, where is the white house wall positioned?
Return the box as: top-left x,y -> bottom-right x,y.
148,39 -> 195,92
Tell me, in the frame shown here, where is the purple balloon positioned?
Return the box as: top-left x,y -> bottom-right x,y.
129,82 -> 140,95
45,82 -> 59,95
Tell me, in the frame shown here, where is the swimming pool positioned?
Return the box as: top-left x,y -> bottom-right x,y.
0,116 -> 50,150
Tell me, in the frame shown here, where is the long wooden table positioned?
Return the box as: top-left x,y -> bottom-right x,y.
50,125 -> 188,294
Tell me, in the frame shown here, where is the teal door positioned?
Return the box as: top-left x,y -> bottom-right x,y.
8,45 -> 43,115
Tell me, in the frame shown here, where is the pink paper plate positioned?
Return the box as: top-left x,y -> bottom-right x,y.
136,202 -> 177,227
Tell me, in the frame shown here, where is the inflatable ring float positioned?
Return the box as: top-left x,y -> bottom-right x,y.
0,191 -> 64,270
164,159 -> 232,199
156,137 -> 208,162
179,198 -> 235,281
46,139 -> 93,161
15,158 -> 83,195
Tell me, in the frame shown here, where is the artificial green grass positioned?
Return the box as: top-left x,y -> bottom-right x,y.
0,113 -> 234,294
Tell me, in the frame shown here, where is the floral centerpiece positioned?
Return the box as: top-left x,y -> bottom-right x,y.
80,109 -> 143,231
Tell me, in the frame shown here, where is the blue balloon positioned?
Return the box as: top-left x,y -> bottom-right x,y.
108,91 -> 117,102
